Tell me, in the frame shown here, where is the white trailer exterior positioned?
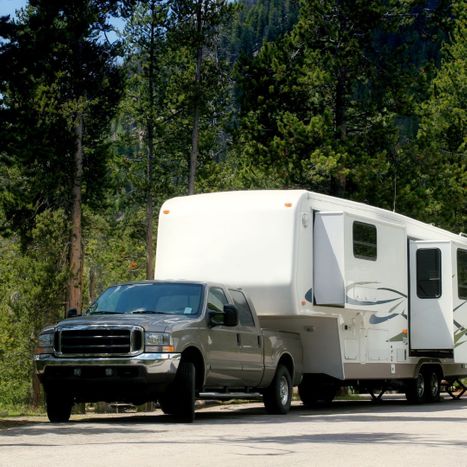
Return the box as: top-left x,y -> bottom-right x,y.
155,190 -> 467,402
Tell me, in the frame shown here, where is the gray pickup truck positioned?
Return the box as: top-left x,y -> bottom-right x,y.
34,280 -> 302,422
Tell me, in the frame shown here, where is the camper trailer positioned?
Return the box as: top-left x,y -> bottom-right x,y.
155,190 -> 467,404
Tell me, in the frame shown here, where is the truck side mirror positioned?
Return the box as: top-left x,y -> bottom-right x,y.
223,304 -> 239,327
67,308 -> 78,318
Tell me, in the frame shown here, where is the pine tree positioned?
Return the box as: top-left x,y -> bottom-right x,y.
0,0 -> 123,313
120,0 -> 170,279
169,0 -> 233,194
230,0 -> 455,218
407,0 -> 466,231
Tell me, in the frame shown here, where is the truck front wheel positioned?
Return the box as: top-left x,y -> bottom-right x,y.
263,364 -> 292,415
46,391 -> 73,423
159,361 -> 196,422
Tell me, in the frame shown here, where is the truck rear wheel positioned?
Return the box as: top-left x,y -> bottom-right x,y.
263,365 -> 292,415
46,392 -> 73,423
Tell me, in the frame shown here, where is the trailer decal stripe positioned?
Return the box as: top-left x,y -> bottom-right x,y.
387,332 -> 407,342
369,313 -> 400,324
376,287 -> 407,298
346,297 -> 401,306
454,320 -> 467,347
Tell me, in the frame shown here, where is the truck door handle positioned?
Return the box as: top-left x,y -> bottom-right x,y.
257,335 -> 261,347
236,333 -> 241,346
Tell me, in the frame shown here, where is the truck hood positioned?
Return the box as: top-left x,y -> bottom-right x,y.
55,314 -> 192,333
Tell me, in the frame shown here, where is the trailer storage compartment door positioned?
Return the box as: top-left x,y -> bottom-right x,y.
409,241 -> 453,353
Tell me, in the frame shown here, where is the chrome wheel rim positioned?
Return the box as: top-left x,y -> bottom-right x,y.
279,376 -> 289,407
430,373 -> 439,397
416,373 -> 425,399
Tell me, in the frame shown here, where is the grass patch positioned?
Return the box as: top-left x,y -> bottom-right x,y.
0,404 -> 45,418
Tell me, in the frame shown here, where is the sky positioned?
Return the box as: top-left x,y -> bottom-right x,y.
0,0 -> 124,41
0,0 -> 27,19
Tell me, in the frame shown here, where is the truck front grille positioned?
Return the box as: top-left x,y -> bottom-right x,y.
56,327 -> 143,356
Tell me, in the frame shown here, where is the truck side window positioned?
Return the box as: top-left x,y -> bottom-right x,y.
458,249 -> 467,300
230,290 -> 255,327
207,288 -> 228,313
417,248 -> 442,299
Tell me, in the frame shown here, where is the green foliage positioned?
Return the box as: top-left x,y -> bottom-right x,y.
228,0 -> 459,217
222,0 -> 299,62
0,210 -> 68,406
82,207 -> 147,304
407,0 -> 466,232
0,0 -> 123,242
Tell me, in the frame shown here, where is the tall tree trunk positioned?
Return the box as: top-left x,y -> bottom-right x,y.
335,73 -> 346,141
146,128 -> 155,279
331,71 -> 347,196
189,101 -> 201,195
188,1 -> 203,195
67,112 -> 84,315
146,1 -> 156,279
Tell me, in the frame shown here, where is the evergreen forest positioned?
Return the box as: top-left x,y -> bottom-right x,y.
0,0 -> 465,410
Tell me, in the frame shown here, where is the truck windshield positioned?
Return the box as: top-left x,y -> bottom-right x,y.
87,283 -> 204,316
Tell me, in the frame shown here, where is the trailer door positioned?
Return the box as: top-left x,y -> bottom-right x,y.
409,241 -> 453,352
453,246 -> 467,363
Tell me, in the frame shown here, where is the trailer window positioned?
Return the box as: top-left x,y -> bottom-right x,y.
230,290 -> 255,327
353,221 -> 377,261
417,249 -> 442,299
458,249 -> 467,300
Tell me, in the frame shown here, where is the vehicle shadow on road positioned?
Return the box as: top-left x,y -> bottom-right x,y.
1,396 -> 466,440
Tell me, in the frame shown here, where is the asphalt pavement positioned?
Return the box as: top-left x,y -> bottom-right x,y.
1,396 -> 466,467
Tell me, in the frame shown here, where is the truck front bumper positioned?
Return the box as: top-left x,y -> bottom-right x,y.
34,352 -> 181,379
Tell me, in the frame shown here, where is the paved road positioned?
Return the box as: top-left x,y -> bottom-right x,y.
1,397 -> 467,467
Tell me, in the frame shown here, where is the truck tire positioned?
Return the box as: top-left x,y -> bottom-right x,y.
160,361 -> 196,422
263,364 -> 292,415
405,371 -> 426,404
425,369 -> 441,402
158,394 -> 176,415
46,392 -> 73,423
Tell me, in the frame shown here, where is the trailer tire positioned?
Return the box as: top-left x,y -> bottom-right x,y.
298,376 -> 336,407
263,365 -> 292,415
46,392 -> 73,423
425,369 -> 441,402
405,371 -> 426,404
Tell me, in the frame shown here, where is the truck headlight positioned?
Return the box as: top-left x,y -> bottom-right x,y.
35,331 -> 54,354
145,332 -> 174,353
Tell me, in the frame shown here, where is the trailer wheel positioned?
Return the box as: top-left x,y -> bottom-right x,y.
46,391 -> 73,423
263,365 -> 292,415
425,370 -> 441,402
298,376 -> 336,407
405,371 -> 426,404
